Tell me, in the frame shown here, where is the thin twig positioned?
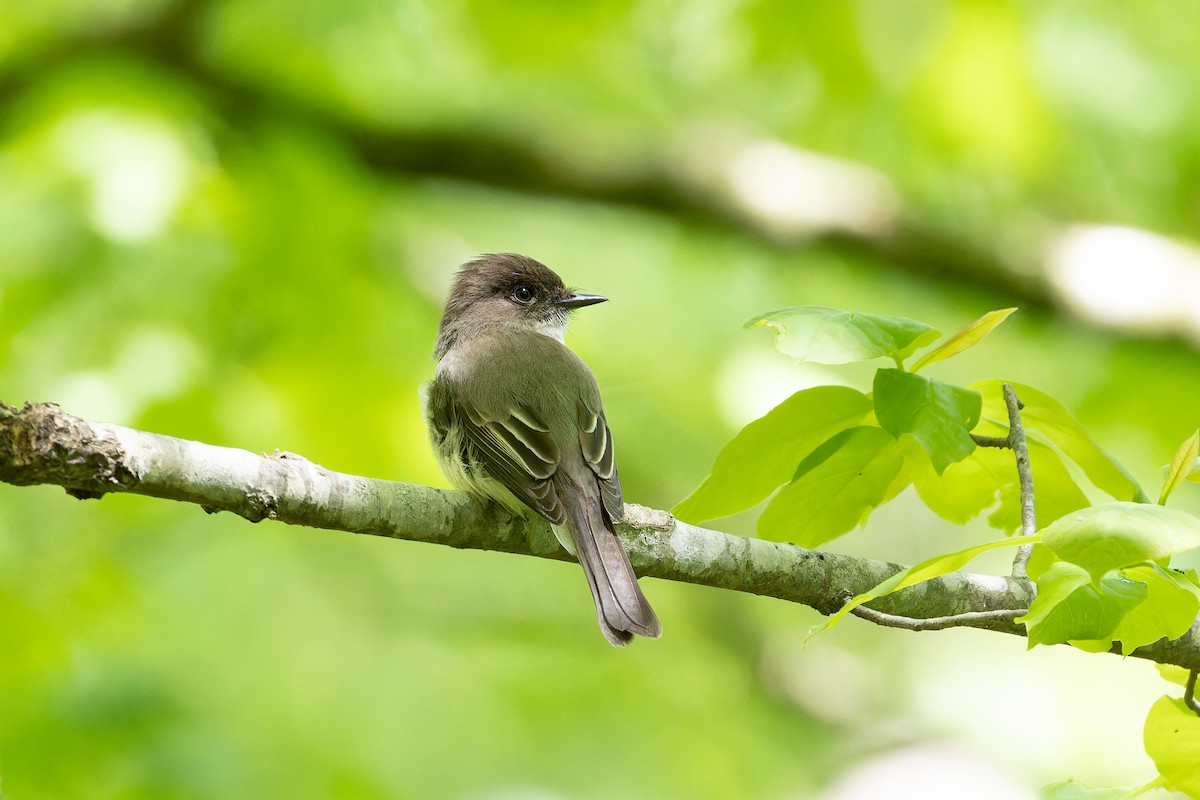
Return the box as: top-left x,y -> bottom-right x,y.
1187,669 -> 1200,717
971,434 -> 1011,449
851,604 -> 1027,631
1002,383 -> 1037,578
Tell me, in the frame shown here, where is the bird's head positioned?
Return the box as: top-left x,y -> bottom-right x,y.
435,253 -> 606,357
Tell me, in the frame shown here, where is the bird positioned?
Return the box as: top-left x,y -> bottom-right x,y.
426,253 -> 660,646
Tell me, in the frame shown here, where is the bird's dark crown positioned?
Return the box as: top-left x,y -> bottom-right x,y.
449,253 -> 569,306
434,253 -> 573,359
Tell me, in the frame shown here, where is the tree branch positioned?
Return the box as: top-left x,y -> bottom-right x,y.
1002,383 -> 1038,577
3,401 -> 1200,669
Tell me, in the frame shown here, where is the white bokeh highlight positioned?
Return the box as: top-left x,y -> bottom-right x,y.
1048,224 -> 1200,341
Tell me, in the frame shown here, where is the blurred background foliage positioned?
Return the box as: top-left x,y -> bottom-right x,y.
3,0 -> 1200,797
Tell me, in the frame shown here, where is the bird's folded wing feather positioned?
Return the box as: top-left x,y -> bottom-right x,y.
458,401 -> 567,524
577,402 -> 624,523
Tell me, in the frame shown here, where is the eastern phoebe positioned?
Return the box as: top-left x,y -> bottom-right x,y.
426,254 -> 660,646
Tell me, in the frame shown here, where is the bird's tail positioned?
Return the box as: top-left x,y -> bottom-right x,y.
561,490 -> 661,646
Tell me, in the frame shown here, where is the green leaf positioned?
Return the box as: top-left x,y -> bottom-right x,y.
971,380 -> 1148,502
905,437 -> 1006,524
911,307 -> 1017,372
1112,565 -> 1200,652
1161,431 -> 1200,505
1144,696 -> 1200,796
1042,502 -> 1200,583
1184,457 -> 1200,483
673,386 -> 871,523
874,369 -> 981,474
1019,561 -> 1090,635
1025,543 -> 1059,581
748,306 -> 939,366
757,426 -> 906,547
810,536 -> 1030,637
1038,779 -> 1138,800
1157,664 -> 1193,687
908,437 -> 1089,534
1019,562 -> 1147,649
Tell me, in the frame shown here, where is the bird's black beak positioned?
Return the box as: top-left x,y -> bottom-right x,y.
556,292 -> 608,309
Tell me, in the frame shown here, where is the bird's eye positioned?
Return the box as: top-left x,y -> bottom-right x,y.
511,285 -> 536,305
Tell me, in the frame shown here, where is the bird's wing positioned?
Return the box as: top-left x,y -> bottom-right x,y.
578,402 -> 624,523
457,400 -> 568,524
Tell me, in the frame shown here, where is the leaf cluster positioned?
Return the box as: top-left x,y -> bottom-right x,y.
676,306 -> 1138,545
676,305 -> 1200,799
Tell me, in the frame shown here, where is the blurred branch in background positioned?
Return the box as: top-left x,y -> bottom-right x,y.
6,399 -> 1200,671
9,0 -> 1200,346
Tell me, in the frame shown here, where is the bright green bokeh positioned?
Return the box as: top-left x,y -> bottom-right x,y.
4,1 -> 1200,796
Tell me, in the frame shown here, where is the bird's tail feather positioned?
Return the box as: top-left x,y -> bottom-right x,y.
562,491 -> 660,646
